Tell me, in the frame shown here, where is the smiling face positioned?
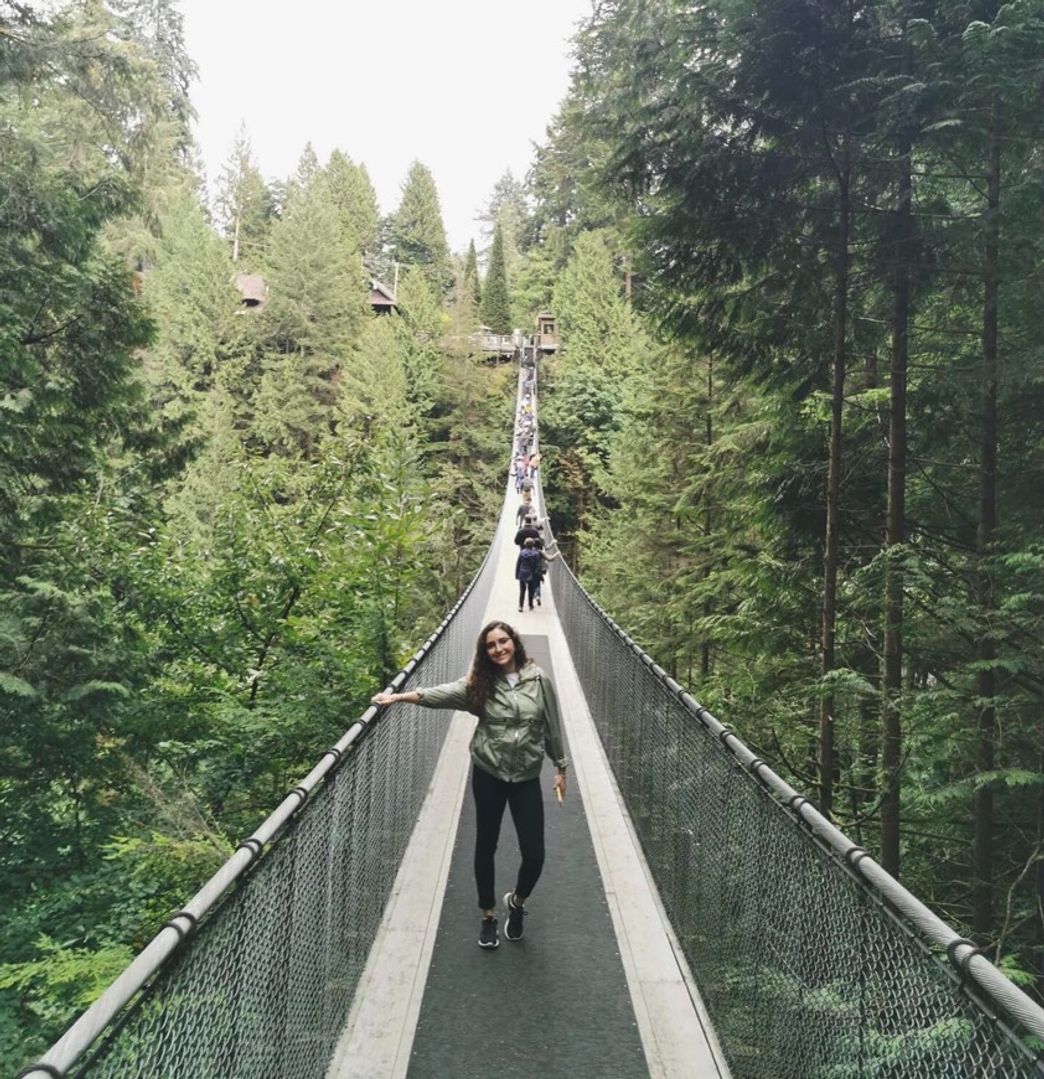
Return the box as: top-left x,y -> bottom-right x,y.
484,627 -> 517,671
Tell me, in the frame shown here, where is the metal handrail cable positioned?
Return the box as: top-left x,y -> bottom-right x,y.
535,451 -> 1044,1074
20,510 -> 505,1079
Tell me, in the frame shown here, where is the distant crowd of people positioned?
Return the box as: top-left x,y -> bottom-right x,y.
371,349 -> 569,955
511,362 -> 557,613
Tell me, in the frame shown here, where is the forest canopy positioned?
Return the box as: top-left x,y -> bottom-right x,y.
4,0 -> 1044,1068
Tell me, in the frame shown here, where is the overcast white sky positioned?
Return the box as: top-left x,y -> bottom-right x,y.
180,0 -> 593,252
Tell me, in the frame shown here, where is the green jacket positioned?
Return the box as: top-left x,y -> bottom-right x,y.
417,661 -> 569,783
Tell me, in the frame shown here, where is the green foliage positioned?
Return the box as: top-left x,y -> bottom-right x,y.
325,149 -> 381,257
540,0 -> 1044,1006
0,936 -> 135,1061
0,10 -> 511,1071
464,239 -> 481,304
479,224 -> 513,334
215,123 -> 275,265
478,169 -> 528,270
387,160 -> 453,296
263,153 -> 369,357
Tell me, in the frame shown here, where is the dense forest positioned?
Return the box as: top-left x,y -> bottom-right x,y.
4,0 -> 1044,1069
538,0 -> 1044,1007
0,1 -> 516,1064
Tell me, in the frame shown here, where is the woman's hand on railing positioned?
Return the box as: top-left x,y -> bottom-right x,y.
371,690 -> 421,707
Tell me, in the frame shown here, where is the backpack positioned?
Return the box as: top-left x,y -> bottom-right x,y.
518,548 -> 541,581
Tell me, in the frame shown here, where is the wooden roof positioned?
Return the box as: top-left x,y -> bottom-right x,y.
233,273 -> 267,307
369,279 -> 397,309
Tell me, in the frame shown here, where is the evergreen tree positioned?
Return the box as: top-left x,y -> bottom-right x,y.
263,151 -> 368,355
325,149 -> 381,257
479,169 -> 528,272
479,224 -> 512,333
390,267 -> 445,418
387,160 -> 452,295
464,239 -> 481,304
258,151 -> 369,457
215,123 -> 274,264
0,8 -> 171,1058
109,0 -> 196,158
140,187 -> 245,474
543,229 -> 641,557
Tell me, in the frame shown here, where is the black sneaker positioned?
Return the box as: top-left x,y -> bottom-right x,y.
536,596 -> 541,606
479,916 -> 499,949
503,892 -> 525,942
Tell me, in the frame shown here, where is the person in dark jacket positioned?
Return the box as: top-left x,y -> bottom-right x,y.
372,621 -> 568,948
516,538 -> 542,611
514,515 -> 542,548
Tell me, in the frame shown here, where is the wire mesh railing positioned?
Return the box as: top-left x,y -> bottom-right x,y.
547,547 -> 1044,1077
19,517 -> 502,1079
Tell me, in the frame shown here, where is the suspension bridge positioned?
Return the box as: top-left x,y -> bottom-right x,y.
18,368 -> 1044,1079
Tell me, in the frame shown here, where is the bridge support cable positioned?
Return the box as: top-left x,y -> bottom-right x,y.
541,486 -> 1044,1076
20,517 -> 505,1078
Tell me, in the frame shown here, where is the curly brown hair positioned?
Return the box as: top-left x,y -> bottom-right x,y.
465,621 -> 528,712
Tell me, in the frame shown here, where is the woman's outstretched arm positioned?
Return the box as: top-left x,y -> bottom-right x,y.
372,677 -> 470,712
371,689 -> 422,706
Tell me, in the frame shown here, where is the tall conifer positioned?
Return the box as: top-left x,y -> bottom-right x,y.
215,123 -> 273,264
480,224 -> 512,334
464,239 -> 481,304
387,160 -> 452,296
325,150 -> 380,256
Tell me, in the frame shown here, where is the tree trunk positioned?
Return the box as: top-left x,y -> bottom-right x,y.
1036,705 -> 1044,1001
702,355 -> 714,679
819,134 -> 851,819
880,19 -> 914,879
973,101 -> 1001,937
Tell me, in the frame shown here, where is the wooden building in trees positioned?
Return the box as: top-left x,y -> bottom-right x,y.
535,312 -> 559,353
369,279 -> 398,315
233,273 -> 267,310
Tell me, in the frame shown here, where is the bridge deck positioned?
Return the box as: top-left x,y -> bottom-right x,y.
328,489 -> 727,1078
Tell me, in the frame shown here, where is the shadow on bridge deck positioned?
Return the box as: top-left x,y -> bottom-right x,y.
328,488 -> 726,1079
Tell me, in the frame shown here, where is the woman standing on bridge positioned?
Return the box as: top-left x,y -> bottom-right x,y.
371,621 -> 568,949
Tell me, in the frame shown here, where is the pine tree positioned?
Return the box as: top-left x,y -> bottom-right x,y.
215,123 -> 274,264
479,169 -> 528,271
464,239 -> 481,304
543,229 -> 640,557
140,187 -> 245,472
258,150 -> 369,456
480,224 -> 512,334
325,149 -> 380,256
109,0 -> 196,158
387,160 -> 452,296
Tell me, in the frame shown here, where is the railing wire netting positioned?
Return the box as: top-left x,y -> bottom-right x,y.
23,519 -> 502,1079
548,547 -> 1044,1078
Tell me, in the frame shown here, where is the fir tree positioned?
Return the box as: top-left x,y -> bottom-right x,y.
480,224 -> 512,334
258,151 -> 369,456
479,170 -> 528,269
387,160 -> 452,296
325,149 -> 380,256
464,239 -> 481,304
140,187 -> 244,472
215,123 -> 274,264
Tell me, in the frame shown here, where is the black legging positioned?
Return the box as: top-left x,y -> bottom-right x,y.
518,577 -> 538,608
471,765 -> 545,910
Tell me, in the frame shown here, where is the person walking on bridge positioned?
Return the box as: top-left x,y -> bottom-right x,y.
516,537 -> 542,612
372,622 -> 569,949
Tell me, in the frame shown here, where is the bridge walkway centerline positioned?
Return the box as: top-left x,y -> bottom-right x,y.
327,481 -> 727,1078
